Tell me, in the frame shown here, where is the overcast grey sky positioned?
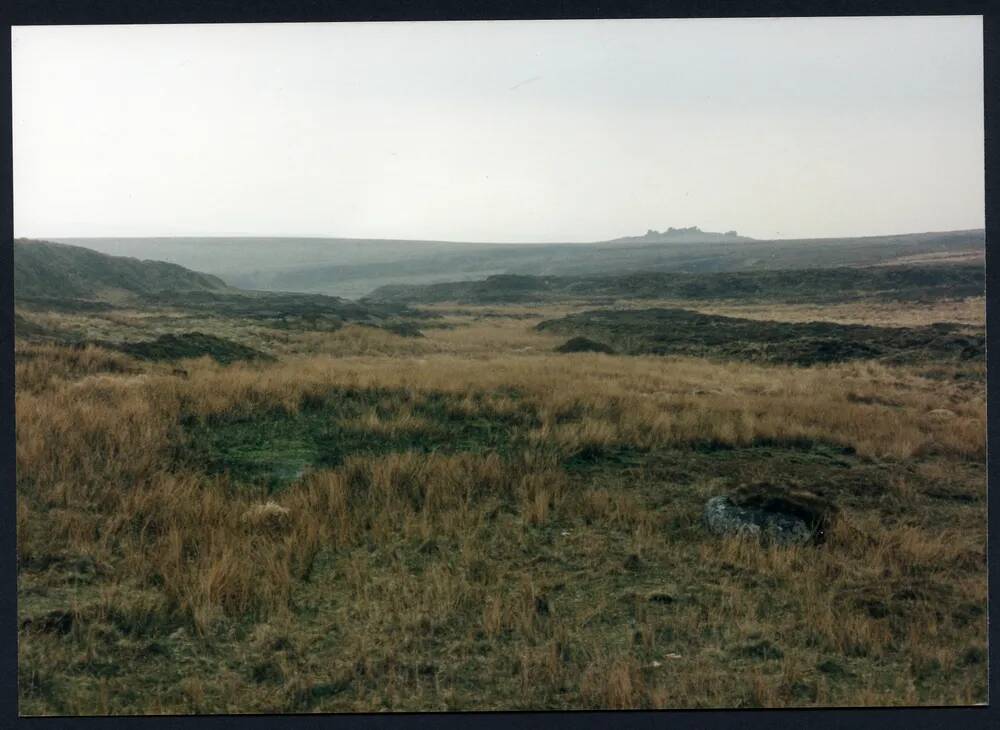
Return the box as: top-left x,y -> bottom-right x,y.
12,16 -> 984,242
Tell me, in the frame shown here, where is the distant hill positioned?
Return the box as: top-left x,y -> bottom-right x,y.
365,263 -> 985,306
13,239 -> 422,336
52,228 -> 985,299
14,239 -> 231,302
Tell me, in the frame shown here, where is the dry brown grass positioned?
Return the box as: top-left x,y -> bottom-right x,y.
15,301 -> 986,713
580,656 -> 647,709
14,341 -> 145,393
284,324 -> 445,358
157,351 -> 982,460
609,296 -> 986,329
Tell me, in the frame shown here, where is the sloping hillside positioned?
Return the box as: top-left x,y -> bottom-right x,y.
365,263 -> 985,306
14,239 -> 232,302
13,239 -> 428,348
54,228 -> 985,299
222,229 -> 988,298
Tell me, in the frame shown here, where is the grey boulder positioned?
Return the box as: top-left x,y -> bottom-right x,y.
703,484 -> 838,547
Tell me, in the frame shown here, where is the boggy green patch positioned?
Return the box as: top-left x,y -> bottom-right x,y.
180,387 -> 538,490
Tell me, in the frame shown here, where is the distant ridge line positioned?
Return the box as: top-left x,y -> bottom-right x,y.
39,226 -> 984,246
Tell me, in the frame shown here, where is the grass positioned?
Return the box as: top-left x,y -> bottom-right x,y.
655,296 -> 986,329
180,387 -> 533,490
15,295 -> 986,713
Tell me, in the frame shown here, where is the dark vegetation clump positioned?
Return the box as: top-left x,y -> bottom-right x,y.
99,332 -> 273,365
141,289 -> 425,325
537,307 -> 984,366
555,336 -> 616,355
377,321 -> 424,338
729,482 -> 840,540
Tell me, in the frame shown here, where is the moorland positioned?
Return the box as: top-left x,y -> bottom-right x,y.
13,233 -> 987,713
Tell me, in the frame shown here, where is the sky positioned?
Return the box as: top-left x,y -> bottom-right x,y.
12,16 -> 984,242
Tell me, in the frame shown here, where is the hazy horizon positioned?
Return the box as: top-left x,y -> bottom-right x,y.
40,223 -> 987,246
13,17 -> 984,242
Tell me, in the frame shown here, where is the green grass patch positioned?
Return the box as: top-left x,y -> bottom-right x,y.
181,387 -> 537,490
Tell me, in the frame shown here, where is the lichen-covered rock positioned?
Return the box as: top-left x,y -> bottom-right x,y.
703,485 -> 837,546
703,496 -> 814,546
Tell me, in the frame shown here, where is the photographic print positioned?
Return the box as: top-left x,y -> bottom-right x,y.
12,15 -> 986,714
